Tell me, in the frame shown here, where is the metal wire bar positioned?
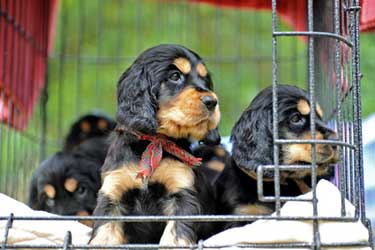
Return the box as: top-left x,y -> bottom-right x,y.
271,0 -> 281,217
275,139 -> 356,149
1,241 -> 371,249
1,213 -> 13,250
0,214 -> 361,222
273,31 -> 353,47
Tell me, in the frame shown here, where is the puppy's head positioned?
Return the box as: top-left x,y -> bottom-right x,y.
231,85 -> 338,178
116,44 -> 220,144
64,114 -> 116,150
29,150 -> 101,226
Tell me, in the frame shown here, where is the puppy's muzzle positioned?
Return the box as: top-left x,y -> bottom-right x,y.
201,95 -> 217,111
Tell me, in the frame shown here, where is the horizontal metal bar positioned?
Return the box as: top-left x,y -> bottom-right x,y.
49,54 -> 305,64
2,241 -> 370,249
275,139 -> 356,149
273,31 -> 353,47
0,215 -> 359,222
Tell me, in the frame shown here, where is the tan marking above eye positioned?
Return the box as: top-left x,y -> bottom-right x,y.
215,147 -> 226,158
64,178 -> 78,193
173,57 -> 191,74
80,121 -> 91,133
97,119 -> 108,130
316,103 -> 324,118
43,184 -> 56,199
296,99 -> 311,115
196,63 -> 207,77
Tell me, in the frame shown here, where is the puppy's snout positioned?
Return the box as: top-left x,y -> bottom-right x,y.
201,95 -> 217,111
327,132 -> 338,150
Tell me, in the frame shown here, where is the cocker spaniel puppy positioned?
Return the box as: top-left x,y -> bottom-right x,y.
89,44 -> 221,247
215,85 -> 339,229
29,114 -> 115,226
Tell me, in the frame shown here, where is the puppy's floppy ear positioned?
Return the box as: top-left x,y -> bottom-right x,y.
116,64 -> 159,135
201,128 -> 221,146
231,107 -> 273,173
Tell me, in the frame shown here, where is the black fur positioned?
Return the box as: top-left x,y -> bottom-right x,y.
29,113 -> 115,218
91,44 -> 220,245
215,85 -> 338,230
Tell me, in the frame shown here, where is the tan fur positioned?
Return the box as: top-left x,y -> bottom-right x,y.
100,164 -> 144,202
294,180 -> 311,193
316,104 -> 324,118
90,222 -> 127,246
296,99 -> 310,115
150,158 -> 195,194
43,184 -> 56,199
173,57 -> 191,74
214,147 -> 227,158
196,63 -> 207,77
97,119 -> 108,130
76,210 -> 93,227
80,121 -> 91,133
206,160 -> 225,172
159,221 -> 192,250
157,88 -> 220,140
64,178 -> 78,193
281,131 -> 338,178
234,204 -> 273,215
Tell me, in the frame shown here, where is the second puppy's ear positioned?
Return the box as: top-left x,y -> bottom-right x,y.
201,128 -> 221,146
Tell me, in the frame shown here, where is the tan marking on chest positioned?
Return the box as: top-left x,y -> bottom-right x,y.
150,158 -> 195,194
100,164 -> 144,202
43,184 -> 56,199
173,57 -> 191,74
64,178 -> 78,193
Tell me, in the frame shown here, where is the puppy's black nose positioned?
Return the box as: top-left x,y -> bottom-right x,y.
201,96 -> 217,111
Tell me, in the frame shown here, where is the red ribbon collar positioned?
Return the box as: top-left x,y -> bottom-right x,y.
130,130 -> 202,178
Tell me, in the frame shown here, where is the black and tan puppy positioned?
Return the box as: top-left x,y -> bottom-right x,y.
29,114 -> 115,226
89,44 -> 221,247
216,85 -> 339,229
192,144 -> 230,185
64,113 -> 116,151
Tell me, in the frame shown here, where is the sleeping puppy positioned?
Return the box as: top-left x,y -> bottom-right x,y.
28,114 -> 115,226
216,85 -> 339,229
89,44 -> 221,247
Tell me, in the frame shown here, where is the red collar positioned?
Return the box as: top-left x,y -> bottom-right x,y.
129,130 -> 202,178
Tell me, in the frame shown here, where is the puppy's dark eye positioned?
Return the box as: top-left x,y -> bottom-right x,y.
169,71 -> 181,82
290,114 -> 306,126
76,186 -> 86,196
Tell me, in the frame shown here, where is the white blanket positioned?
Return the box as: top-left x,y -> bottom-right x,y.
0,180 -> 371,249
204,180 -> 371,250
0,193 -> 91,248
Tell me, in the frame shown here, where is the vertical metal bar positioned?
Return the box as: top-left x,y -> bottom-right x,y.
57,0 -> 67,143
350,0 -> 365,222
95,0 -> 102,108
62,231 -> 72,250
307,0 -> 320,249
271,0 -> 281,215
334,0 -> 346,217
75,0 -> 84,116
1,213 -> 13,250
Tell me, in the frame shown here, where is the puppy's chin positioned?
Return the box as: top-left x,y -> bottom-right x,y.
156,88 -> 220,140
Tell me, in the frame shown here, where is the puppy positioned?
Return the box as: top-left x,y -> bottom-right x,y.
29,114 -> 115,225
192,144 -> 230,185
216,85 -> 339,229
64,113 -> 116,151
89,44 -> 221,247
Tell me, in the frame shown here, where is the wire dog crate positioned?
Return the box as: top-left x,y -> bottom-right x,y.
0,0 -> 372,249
